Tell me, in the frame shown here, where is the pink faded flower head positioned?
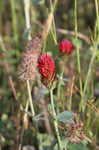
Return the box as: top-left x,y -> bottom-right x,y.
59,40 -> 74,55
38,54 -> 55,78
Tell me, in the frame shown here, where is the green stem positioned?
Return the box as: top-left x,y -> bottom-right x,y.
50,0 -> 58,44
50,89 -> 62,150
80,51 -> 96,112
74,0 -> 83,111
74,0 -> 77,37
27,80 -> 35,116
95,0 -> 99,33
94,0 -> 99,42
18,101 -> 29,150
24,0 -> 31,40
68,77 -> 74,111
57,66 -> 64,100
10,0 -> 18,44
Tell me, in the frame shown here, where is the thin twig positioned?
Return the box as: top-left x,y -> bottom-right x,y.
57,28 -> 91,44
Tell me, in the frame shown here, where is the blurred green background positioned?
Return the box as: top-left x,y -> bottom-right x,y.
0,0 -> 99,150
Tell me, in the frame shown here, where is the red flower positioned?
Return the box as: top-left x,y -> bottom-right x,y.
38,54 -> 55,78
59,40 -> 74,55
37,54 -> 56,88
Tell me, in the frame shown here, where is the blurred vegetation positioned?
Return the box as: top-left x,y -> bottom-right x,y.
0,0 -> 99,150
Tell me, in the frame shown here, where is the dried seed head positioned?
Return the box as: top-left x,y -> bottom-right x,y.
18,34 -> 42,81
26,33 -> 42,52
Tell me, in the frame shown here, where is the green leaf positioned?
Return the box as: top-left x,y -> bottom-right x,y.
37,133 -> 54,150
23,28 -> 31,40
68,143 -> 89,150
73,39 -> 82,49
54,139 -> 69,150
56,111 -> 74,124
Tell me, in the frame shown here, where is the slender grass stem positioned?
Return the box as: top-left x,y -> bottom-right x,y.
25,99 -> 29,112
80,0 -> 99,112
27,80 -> 35,116
83,53 -> 96,97
80,51 -> 96,112
79,48 -> 96,113
24,0 -> 31,40
95,0 -> 99,36
74,0 -> 83,111
57,66 -> 64,100
24,0 -> 35,116
10,0 -> 18,44
74,0 -> 77,37
68,76 -> 75,111
50,0 -> 58,44
50,89 -> 62,150
18,101 -> 29,150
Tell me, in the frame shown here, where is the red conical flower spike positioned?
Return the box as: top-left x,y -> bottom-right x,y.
59,40 -> 75,55
37,54 -> 56,88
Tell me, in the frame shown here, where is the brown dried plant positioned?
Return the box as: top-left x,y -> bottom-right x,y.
18,33 -> 42,81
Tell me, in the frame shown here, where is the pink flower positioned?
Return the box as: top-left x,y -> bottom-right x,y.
59,40 -> 74,55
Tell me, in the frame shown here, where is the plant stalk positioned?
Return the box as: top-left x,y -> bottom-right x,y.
74,0 -> 83,111
50,89 -> 62,150
10,0 -> 18,44
24,0 -> 35,116
27,80 -> 35,116
80,51 -> 96,111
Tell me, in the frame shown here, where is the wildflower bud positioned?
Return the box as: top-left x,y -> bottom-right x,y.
59,40 -> 74,55
37,54 -> 56,88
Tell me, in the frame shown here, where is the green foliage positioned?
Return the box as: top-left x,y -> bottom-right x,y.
72,39 -> 82,49
37,133 -> 54,150
68,143 -> 89,150
54,139 -> 69,150
56,111 -> 74,124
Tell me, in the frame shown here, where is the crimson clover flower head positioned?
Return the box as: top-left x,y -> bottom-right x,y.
59,40 -> 74,55
37,54 -> 56,88
38,54 -> 55,78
